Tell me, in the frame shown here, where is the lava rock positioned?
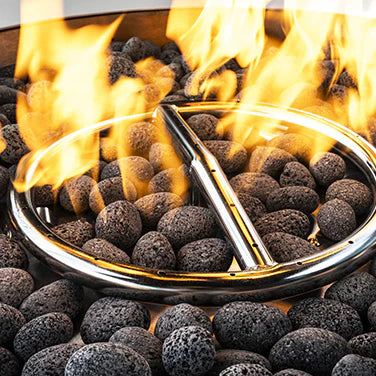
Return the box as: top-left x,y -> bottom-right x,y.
0,124 -> 29,164
325,179 -> 373,215
149,143 -> 181,173
65,342 -> 152,376
144,40 -> 161,59
0,268 -> 34,307
287,297 -> 363,340
80,297 -> 150,343
254,209 -> 310,238
349,332 -> 376,359
0,77 -> 25,91
21,343 -> 82,376
19,279 -> 83,322
177,238 -> 233,272
280,162 -> 316,190
329,84 -> 348,103
230,173 -> 280,203
368,302 -> 376,330
0,347 -> 20,376
0,234 -> 28,269
13,312 -> 73,361
317,199 -> 356,241
186,113 -> 223,140
95,200 -> 142,249
266,186 -> 319,214
213,301 -> 292,355
82,238 -> 130,264
0,303 -> 25,347
148,168 -> 189,197
162,325 -> 215,376
262,232 -> 318,262
135,192 -> 183,229
331,354 -> 376,376
122,37 -> 147,61
160,49 -> 180,65
309,152 -> 346,187
325,272 -> 376,315
124,121 -> 157,157
52,219 -> 94,247
89,176 -> 137,214
157,206 -> 218,248
107,54 -> 136,84
237,193 -> 267,221
155,303 -> 212,342
0,103 -> 16,123
0,113 -> 10,126
32,184 -> 55,206
109,327 -> 163,375
26,81 -> 54,112
0,85 -> 20,105
274,370 -> 312,376
219,364 -> 272,376
100,137 -> 118,162
161,94 -> 188,103
132,231 -> 176,270
269,328 -> 349,376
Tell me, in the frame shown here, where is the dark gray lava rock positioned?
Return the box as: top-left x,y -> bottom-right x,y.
109,327 -> 163,376
219,364 -> 272,376
162,325 -> 215,376
19,279 -> 83,322
280,162 -> 316,190
325,179 -> 373,215
0,268 -> 34,307
82,238 -> 130,264
157,206 -> 218,249
155,303 -> 212,342
32,184 -> 55,206
107,54 -> 136,84
266,186 -> 319,214
213,301 -> 292,355
21,343 -> 82,376
122,37 -> 147,62
0,113 -> 10,126
0,165 -> 9,197
177,238 -> 233,272
95,200 -> 142,250
368,302 -> 376,330
59,175 -> 96,213
0,103 -> 16,123
274,370 -> 312,376
262,232 -> 318,262
144,40 -> 161,59
149,143 -> 181,173
0,303 -> 25,347
309,152 -> 346,187
254,209 -> 310,238
349,332 -> 376,359
124,121 -> 157,157
160,49 -> 180,65
0,85 -> 20,105
287,297 -> 363,340
0,347 -> 20,376
52,219 -> 94,247
237,193 -> 267,221
65,342 -> 152,376
230,173 -> 280,203
135,192 -> 183,229
0,124 -> 29,164
13,312 -> 73,361
148,168 -> 189,197
269,328 -> 349,376
186,113 -> 223,140
89,176 -> 137,214
317,199 -> 356,241
331,354 -> 376,376
0,234 -> 28,269
80,297 -> 150,343
325,272 -> 376,315
132,231 -> 176,270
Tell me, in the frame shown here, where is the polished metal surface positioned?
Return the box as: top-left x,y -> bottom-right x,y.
8,102 -> 376,305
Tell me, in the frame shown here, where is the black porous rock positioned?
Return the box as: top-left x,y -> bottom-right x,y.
269,328 -> 349,376
135,192 -> 183,229
157,206 -> 218,249
0,113 -> 10,126
65,342 -> 152,376
122,36 -> 146,61
148,168 -> 189,197
161,94 -> 188,103
95,200 -> 142,249
266,186 -> 319,214
162,325 -> 215,376
213,301 -> 292,355
0,124 -> 29,164
80,297 -> 150,343
0,77 -> 25,91
186,113 -> 223,140
21,343 -> 82,376
325,272 -> 376,315
287,297 -> 363,340
338,70 -> 357,88
309,152 -> 346,187
0,85 -> 20,105
13,312 -> 73,362
317,199 -> 356,241
160,49 -> 180,65
249,146 -> 297,179
369,302 -> 376,330
84,160 -> 107,180
149,143 -> 181,173
254,209 -> 310,238
52,219 -> 94,247
230,172 -> 280,203
262,232 -> 318,262
0,234 -> 28,269
331,354 -> 376,376
0,268 -> 34,307
219,364 -> 272,376
0,347 -> 20,376
274,370 -> 312,376
349,332 -> 376,359
0,65 -> 15,78
124,121 -> 157,157
89,176 -> 137,214
107,54 -> 136,84
82,238 -> 130,264
237,193 -> 267,221
177,238 -> 233,272
325,179 -> 373,215
203,140 -> 247,174
59,175 -> 96,213
280,162 -> 316,190
109,41 -> 125,52
144,40 -> 161,58
162,41 -> 180,52
19,279 -> 83,322
132,231 -> 176,270
32,184 -> 55,206
0,303 -> 25,347
109,327 -> 164,376
155,303 -> 212,342
329,84 -> 348,103
0,103 -> 16,123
